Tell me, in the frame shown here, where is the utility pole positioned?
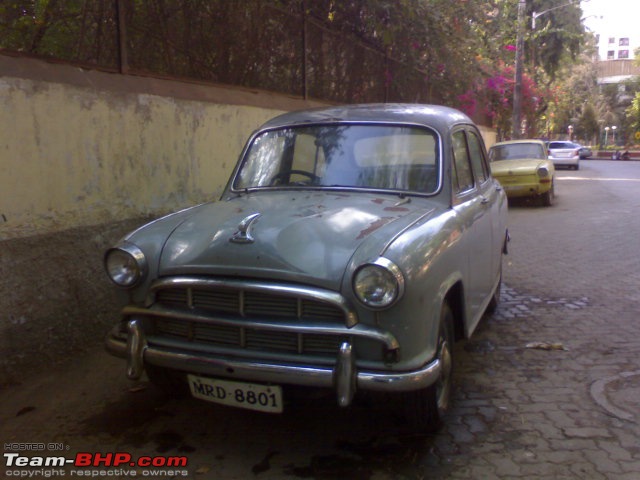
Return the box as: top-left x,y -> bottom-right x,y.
511,0 -> 526,139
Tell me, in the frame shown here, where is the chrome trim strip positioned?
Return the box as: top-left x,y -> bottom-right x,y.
121,305 -> 399,351
148,277 -> 359,328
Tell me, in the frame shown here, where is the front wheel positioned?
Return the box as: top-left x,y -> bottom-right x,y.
402,303 -> 455,432
540,181 -> 554,207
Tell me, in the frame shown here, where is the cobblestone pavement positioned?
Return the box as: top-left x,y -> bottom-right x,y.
1,161 -> 639,480
420,160 -> 640,479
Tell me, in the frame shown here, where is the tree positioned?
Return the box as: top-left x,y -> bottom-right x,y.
577,103 -> 600,146
458,62 -> 545,139
627,93 -> 640,145
526,0 -> 585,81
0,0 -> 593,122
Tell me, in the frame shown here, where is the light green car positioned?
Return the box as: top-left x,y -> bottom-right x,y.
489,139 -> 556,206
104,104 -> 509,432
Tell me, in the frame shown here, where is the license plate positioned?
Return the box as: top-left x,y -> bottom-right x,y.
187,374 -> 283,413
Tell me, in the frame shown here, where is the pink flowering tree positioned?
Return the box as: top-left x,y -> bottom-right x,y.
457,61 -> 545,140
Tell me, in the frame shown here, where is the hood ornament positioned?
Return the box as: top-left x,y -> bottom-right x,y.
230,213 -> 261,244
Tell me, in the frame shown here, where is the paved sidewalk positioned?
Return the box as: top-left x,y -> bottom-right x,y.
415,161 -> 640,479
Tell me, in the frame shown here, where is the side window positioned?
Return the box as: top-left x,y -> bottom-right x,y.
467,131 -> 489,184
452,131 -> 474,193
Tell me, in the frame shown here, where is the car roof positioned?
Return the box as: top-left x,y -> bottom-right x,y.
258,103 -> 474,133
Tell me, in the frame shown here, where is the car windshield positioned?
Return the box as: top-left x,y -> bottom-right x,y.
490,143 -> 545,161
233,124 -> 440,194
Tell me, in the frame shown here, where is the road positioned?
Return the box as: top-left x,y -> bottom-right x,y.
2,160 -> 640,479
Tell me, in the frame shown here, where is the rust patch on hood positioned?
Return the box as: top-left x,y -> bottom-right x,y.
384,206 -> 409,212
356,216 -> 395,240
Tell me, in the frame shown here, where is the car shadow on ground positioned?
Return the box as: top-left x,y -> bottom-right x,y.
506,196 -> 552,208
77,378 -> 450,478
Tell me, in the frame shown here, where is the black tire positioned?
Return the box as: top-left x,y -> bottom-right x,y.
540,181 -> 554,207
487,273 -> 502,314
402,303 -> 455,433
145,364 -> 189,397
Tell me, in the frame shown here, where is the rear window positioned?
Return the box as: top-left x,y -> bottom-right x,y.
490,143 -> 545,160
549,142 -> 578,149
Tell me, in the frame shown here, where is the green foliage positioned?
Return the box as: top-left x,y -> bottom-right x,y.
576,103 -> 600,145
625,92 -> 640,145
0,0 -> 595,125
545,59 -> 603,142
0,0 -> 118,66
527,0 -> 584,81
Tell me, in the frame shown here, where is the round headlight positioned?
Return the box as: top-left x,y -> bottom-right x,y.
353,258 -> 404,309
105,244 -> 147,287
536,166 -> 550,178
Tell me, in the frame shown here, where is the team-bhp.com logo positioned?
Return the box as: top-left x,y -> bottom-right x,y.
4,450 -> 189,477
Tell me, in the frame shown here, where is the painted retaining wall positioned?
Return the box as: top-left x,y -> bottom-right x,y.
0,54 -> 495,385
0,55 -> 325,385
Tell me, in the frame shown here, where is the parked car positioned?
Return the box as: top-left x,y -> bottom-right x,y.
104,104 -> 509,432
488,139 -> 555,206
547,141 -> 580,170
578,145 -> 592,159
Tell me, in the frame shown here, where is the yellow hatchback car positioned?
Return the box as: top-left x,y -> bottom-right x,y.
488,139 -> 555,207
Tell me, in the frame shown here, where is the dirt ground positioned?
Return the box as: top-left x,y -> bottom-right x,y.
1,217 -> 152,386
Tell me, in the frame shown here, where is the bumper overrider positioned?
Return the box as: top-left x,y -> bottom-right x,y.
105,317 -> 442,408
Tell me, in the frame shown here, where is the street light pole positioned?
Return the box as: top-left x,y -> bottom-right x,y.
511,0 -> 526,139
532,0 -> 580,29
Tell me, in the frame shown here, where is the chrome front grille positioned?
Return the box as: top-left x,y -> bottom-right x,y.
153,317 -> 348,355
144,277 -> 359,358
155,287 -> 344,322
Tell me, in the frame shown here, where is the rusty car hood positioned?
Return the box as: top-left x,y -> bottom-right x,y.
157,191 -> 438,289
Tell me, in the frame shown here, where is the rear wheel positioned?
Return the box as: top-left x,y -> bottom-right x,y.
402,303 -> 454,432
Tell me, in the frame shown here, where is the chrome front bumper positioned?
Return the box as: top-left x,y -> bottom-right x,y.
105,319 -> 442,408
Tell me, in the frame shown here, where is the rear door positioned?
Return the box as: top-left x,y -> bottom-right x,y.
451,128 -> 497,333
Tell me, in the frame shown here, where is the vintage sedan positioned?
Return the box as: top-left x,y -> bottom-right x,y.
104,104 -> 509,432
489,139 -> 555,206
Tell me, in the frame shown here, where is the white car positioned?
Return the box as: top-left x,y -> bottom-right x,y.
547,141 -> 580,170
